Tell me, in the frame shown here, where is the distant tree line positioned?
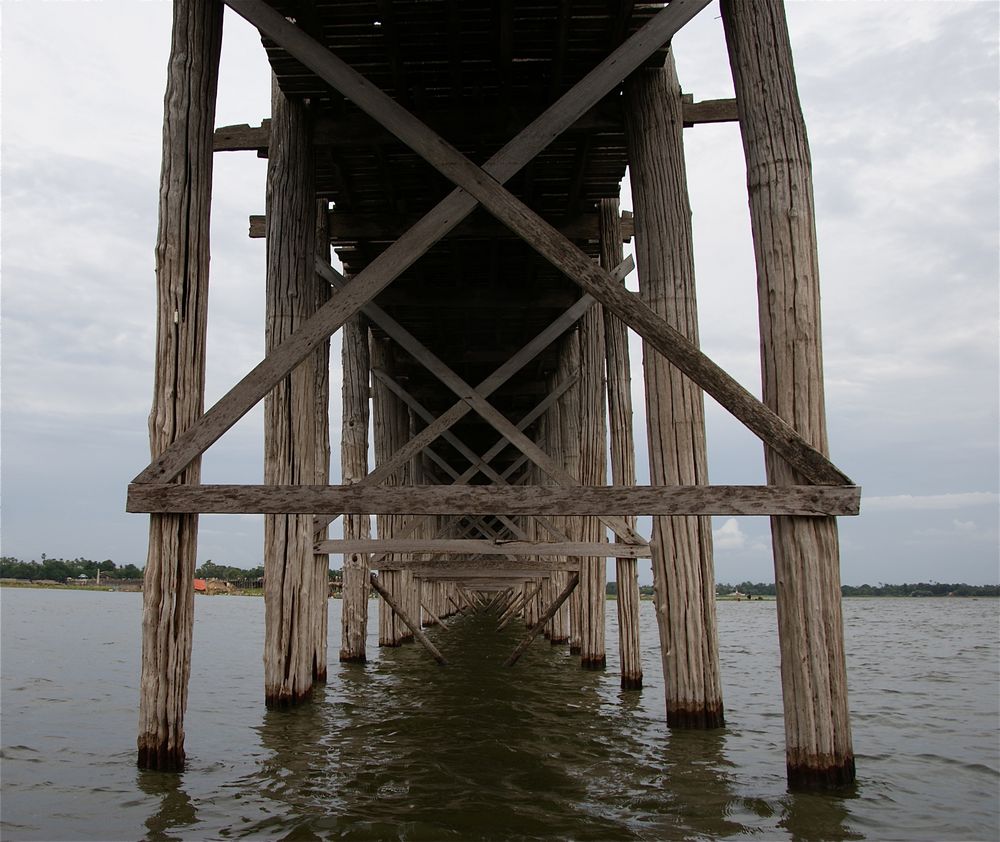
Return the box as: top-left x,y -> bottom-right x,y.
0,556 -> 345,584
604,580 -> 998,598
0,555 -> 142,581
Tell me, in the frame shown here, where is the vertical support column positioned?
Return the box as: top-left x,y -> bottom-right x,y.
600,199 -> 643,690
137,0 -> 223,772
371,334 -> 408,646
721,0 -> 855,788
312,201 -> 332,683
544,371 -> 570,644
263,76 -> 323,708
578,290 -> 608,670
624,54 -> 724,727
556,333 -> 583,654
339,315 -> 371,662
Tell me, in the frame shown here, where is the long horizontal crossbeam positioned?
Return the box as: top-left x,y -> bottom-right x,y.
127,483 -> 861,517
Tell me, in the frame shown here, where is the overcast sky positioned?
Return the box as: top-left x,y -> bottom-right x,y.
2,1 -> 997,586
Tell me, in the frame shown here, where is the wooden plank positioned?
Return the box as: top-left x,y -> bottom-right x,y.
316,539 -> 647,559
128,483 -> 862,516
683,98 -> 739,126
504,573 -> 580,667
369,573 -> 447,665
223,0 -> 850,489
248,211 -> 635,242
137,0 -> 706,486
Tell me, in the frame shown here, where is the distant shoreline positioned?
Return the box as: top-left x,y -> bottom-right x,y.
3,580 -> 996,599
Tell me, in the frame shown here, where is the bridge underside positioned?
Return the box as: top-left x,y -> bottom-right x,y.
130,0 -> 858,790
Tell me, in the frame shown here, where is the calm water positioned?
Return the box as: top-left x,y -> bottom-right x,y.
1,590 -> 997,841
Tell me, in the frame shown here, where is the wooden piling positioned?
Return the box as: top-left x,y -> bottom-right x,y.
578,262 -> 608,670
312,201 -> 332,683
137,0 -> 223,772
339,311 -> 371,663
556,333 -> 584,654
624,53 -> 724,727
263,76 -> 326,709
721,0 -> 855,788
599,198 -> 643,690
371,335 -> 408,646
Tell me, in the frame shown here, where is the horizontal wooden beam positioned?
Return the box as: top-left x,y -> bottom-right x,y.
316,539 -> 646,558
682,97 -> 739,126
212,98 -> 733,153
128,483 -> 861,516
415,570 -> 555,581
248,210 -> 635,242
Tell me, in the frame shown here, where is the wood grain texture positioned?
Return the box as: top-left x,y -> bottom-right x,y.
578,269 -> 607,669
722,0 -> 855,788
600,198 -> 642,689
137,0 -> 222,773
371,335 -> 409,646
262,77 -> 324,709
339,307 -> 371,662
625,55 -> 723,727
138,0 -> 709,488
312,201 -> 332,683
129,483 -> 860,516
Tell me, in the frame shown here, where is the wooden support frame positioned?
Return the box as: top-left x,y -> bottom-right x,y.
129,0 -> 858,548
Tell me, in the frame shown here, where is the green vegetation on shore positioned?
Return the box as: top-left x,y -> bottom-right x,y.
2,557 -> 995,598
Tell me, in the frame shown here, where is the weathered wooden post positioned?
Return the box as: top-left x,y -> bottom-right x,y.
263,76 -> 327,708
624,52 -> 724,727
578,280 -> 608,670
556,332 -> 584,654
339,311 -> 371,662
138,0 -> 223,771
599,198 -> 643,689
312,201 -> 332,682
371,335 -> 407,646
721,0 -> 855,788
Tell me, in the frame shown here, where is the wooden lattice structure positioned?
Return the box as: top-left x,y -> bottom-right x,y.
128,0 -> 860,789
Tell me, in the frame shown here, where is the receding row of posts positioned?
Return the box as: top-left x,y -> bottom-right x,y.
138,0 -> 854,791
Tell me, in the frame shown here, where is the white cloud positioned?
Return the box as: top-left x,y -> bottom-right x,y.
713,518 -> 746,551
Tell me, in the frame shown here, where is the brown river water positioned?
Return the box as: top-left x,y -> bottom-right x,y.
1,589 -> 997,841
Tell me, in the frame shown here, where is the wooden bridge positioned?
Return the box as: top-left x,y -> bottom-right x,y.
127,0 -> 859,790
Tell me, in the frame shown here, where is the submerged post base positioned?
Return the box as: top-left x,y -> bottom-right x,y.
137,737 -> 185,772
265,688 -> 313,710
581,655 -> 607,670
787,755 -> 856,791
667,703 -> 725,729
339,652 -> 367,664
621,675 -> 643,690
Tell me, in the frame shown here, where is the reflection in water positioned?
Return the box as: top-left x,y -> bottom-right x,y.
239,613 -> 756,840
780,790 -> 861,842
136,770 -> 198,841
